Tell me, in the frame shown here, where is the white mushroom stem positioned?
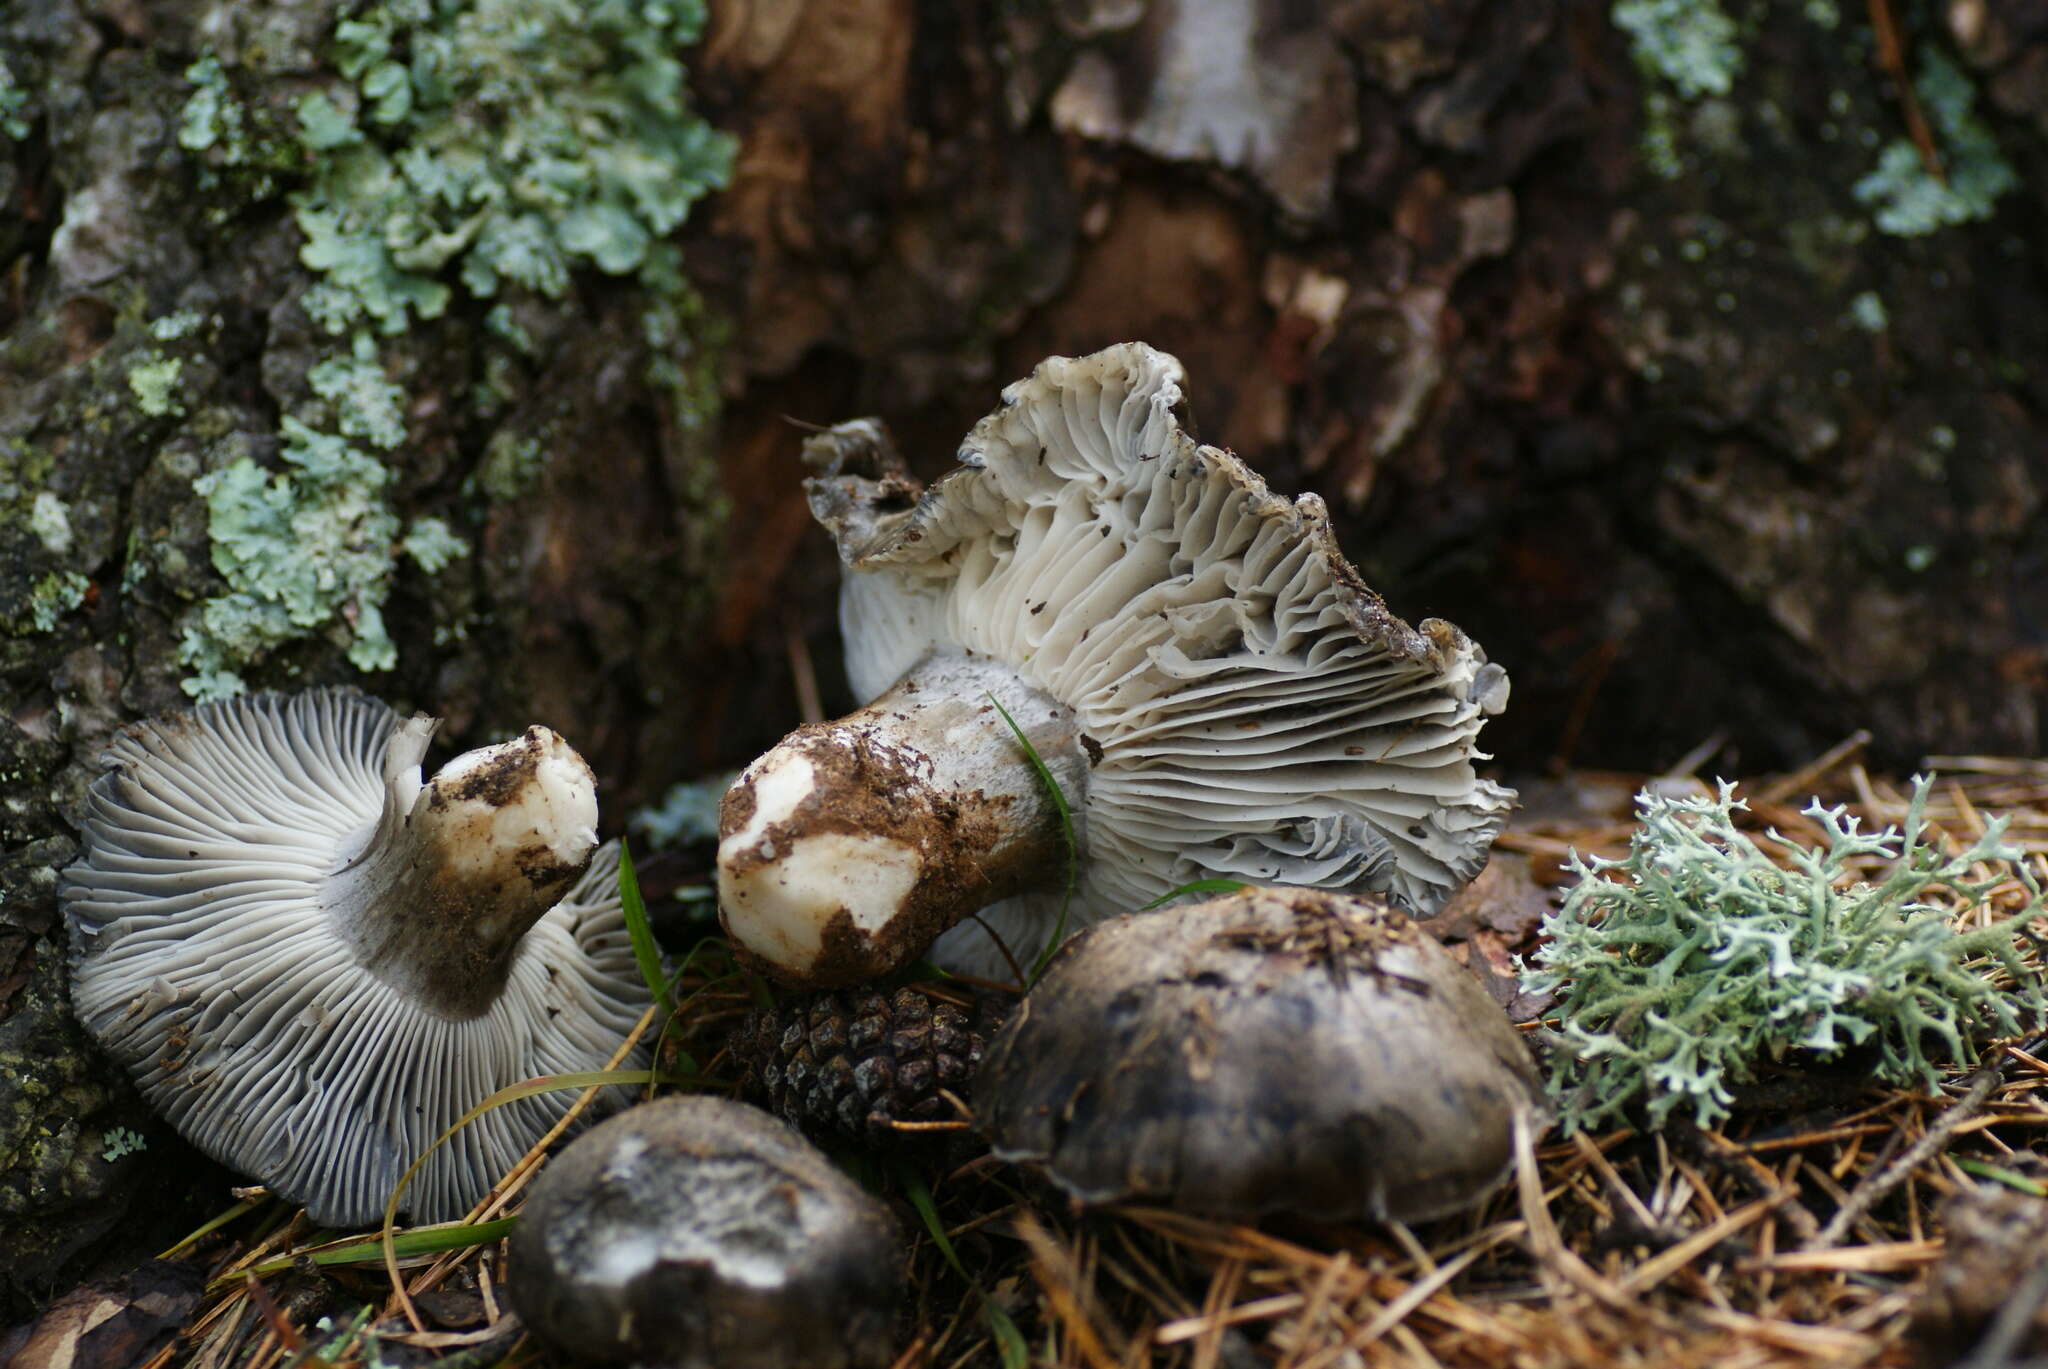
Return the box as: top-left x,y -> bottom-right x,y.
327,720 -> 600,1018
718,651 -> 1089,986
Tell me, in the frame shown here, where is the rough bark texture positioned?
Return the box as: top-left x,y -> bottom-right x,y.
693,0 -> 2048,779
4,0 -> 2047,1317
0,0 -> 728,1313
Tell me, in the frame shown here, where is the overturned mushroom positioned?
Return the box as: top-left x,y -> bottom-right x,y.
60,687 -> 649,1226
719,343 -> 1512,985
975,886 -> 1547,1223
509,1096 -> 902,1369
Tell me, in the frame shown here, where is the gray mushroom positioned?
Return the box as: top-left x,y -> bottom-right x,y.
508,1096 -> 902,1369
718,343 -> 1512,986
60,687 -> 649,1227
975,885 -> 1547,1223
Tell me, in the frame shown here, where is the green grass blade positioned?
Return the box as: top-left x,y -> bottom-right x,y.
618,839 -> 668,1011
235,1217 -> 520,1280
1139,878 -> 1247,911
161,1194 -> 266,1260
986,692 -> 1077,987
1955,1156 -> 2048,1196
379,1066 -> 694,1297
901,1167 -> 1029,1369
647,933 -> 768,1082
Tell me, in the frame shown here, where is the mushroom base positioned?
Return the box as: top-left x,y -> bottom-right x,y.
327,724 -> 599,1020
717,651 -> 1089,986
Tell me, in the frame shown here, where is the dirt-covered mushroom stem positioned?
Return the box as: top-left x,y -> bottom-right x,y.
718,651 -> 1086,987
328,720 -> 600,1018
722,343 -> 1514,986
60,688 -> 648,1226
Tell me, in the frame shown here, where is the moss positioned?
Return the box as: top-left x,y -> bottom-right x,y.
0,942 -> 139,1281
175,55 -> 300,212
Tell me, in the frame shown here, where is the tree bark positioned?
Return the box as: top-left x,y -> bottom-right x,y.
0,0 -> 729,1309
692,0 -> 2048,779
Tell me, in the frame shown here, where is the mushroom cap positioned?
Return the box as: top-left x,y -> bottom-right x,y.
509,1096 -> 902,1369
60,687 -> 649,1226
974,885 -> 1547,1224
804,343 -> 1513,972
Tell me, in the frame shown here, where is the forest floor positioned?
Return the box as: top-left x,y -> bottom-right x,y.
16,739 -> 2048,1369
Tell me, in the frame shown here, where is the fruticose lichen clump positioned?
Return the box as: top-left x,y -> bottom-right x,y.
1525,777 -> 2046,1133
172,0 -> 733,699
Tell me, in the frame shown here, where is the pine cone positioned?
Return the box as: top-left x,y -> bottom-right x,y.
728,986 -> 1002,1144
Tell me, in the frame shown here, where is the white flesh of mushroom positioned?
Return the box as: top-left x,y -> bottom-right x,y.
719,651 -> 1084,985
725,342 -> 1514,984
61,688 -> 648,1226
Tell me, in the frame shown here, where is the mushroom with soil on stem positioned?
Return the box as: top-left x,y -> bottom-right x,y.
717,342 -> 1514,987
59,687 -> 650,1227
974,885 -> 1549,1223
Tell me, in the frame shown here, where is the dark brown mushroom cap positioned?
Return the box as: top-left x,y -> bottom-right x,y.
975,886 -> 1547,1224
509,1096 -> 903,1369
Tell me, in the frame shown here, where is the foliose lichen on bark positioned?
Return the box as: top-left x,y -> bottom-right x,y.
173,0 -> 735,699
1614,0 -> 2017,234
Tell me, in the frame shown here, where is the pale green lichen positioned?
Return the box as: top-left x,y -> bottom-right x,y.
100,1128 -> 147,1162
149,310 -> 205,342
1855,49 -> 2016,236
287,0 -> 734,335
402,517 -> 466,572
469,433 -> 546,501
127,354 -> 185,417
306,333 -> 407,451
1847,290 -> 1888,332
18,573 -> 89,635
173,0 -> 730,695
1613,0 -> 1742,101
28,493 -> 71,555
177,55 -> 241,153
1523,777 -> 2045,1133
179,421 -> 424,697
0,56 -> 29,141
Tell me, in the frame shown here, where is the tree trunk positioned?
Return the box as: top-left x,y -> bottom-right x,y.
693,0 -> 2048,779
4,0 -> 2047,1311
0,0 -> 730,1309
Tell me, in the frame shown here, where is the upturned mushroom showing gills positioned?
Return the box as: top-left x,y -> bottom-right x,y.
60,687 -> 649,1227
718,342 -> 1513,986
975,885 -> 1548,1223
